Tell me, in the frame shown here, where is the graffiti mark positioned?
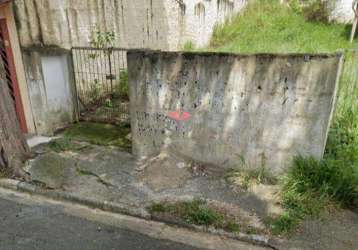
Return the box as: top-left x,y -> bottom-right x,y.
167,110 -> 191,122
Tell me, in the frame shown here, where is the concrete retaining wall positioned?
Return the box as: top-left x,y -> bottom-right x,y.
13,0 -> 246,50
128,51 -> 343,174
329,0 -> 356,23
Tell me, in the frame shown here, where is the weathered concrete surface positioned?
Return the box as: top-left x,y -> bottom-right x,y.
329,0 -> 356,23
128,51 -> 343,174
29,152 -> 77,189
14,0 -> 246,50
27,143 -> 280,243
22,49 -> 77,135
20,142 -> 358,249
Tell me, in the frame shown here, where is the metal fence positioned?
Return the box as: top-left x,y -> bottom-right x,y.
71,47 -> 129,124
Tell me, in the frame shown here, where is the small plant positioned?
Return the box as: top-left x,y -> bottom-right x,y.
104,98 -> 113,108
0,167 -> 12,178
302,0 -> 330,23
89,79 -> 102,104
113,70 -> 129,99
183,41 -> 195,51
225,165 -> 277,190
90,26 -> 115,49
89,26 -> 116,59
148,199 -> 240,232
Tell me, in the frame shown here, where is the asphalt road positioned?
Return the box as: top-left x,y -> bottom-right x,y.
0,197 -> 199,250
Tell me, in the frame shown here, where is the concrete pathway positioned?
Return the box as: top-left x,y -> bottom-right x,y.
25,143 -> 281,246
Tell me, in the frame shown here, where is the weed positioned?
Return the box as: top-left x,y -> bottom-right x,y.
0,167 -> 12,178
225,222 -> 240,232
148,199 -> 241,232
183,41 -> 195,51
266,213 -> 299,235
113,70 -> 129,100
302,0 -> 330,23
225,166 -> 277,190
90,25 -> 115,49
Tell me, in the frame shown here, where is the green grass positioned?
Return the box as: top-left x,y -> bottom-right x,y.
210,0 -> 358,53
148,199 -> 240,232
113,70 -> 129,100
63,122 -> 131,150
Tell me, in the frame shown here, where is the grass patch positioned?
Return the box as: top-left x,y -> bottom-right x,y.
148,199 -> 240,232
63,122 -> 131,150
225,167 -> 277,189
210,0 -> 358,53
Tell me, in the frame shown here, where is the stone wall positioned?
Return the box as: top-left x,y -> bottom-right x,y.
128,51 -> 343,174
13,0 -> 246,50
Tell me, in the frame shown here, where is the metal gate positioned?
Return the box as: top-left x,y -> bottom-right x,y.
71,47 -> 129,124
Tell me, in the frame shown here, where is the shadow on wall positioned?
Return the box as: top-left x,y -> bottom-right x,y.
128,51 -> 342,175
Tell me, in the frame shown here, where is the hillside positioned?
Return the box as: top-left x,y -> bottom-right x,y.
210,1 -> 358,53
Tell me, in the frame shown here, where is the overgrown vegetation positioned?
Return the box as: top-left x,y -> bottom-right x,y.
113,70 -> 129,100
148,199 -> 240,233
210,0 -> 358,53
62,122 -> 131,150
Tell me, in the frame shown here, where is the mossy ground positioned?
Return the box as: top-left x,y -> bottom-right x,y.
61,122 -> 131,151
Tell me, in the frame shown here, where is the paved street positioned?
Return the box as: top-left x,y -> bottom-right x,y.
0,196 -> 199,250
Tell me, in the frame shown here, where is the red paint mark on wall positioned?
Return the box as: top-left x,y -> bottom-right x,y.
167,110 -> 191,121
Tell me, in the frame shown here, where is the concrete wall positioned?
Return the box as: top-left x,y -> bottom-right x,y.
22,48 -> 77,135
13,0 -> 247,50
128,51 -> 343,174
329,0 -> 356,23
180,0 -> 246,47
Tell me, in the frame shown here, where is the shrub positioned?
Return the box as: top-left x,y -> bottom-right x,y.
302,0 -> 330,23
114,70 -> 129,99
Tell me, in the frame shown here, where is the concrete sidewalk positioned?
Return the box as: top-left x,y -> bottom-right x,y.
5,141 -> 280,248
